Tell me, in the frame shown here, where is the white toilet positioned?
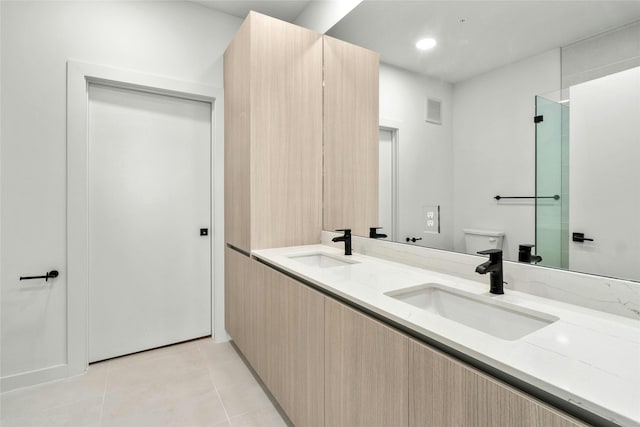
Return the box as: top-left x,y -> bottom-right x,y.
463,229 -> 505,255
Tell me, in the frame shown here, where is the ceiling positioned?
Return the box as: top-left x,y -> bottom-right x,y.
192,0 -> 312,22
327,1 -> 640,83
194,0 -> 640,84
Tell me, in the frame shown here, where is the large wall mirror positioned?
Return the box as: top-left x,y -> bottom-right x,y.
325,1 -> 640,282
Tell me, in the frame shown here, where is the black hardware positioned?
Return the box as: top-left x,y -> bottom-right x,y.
572,232 -> 594,243
475,249 -> 504,294
406,237 -> 422,243
369,227 -> 387,239
518,244 -> 542,264
534,115 -> 544,123
200,228 -> 208,236
332,229 -> 352,256
20,270 -> 59,282
494,195 -> 559,201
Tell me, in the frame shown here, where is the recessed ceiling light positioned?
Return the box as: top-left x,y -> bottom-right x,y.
416,38 -> 437,51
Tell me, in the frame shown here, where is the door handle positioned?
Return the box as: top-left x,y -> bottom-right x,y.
572,232 -> 594,243
406,237 -> 422,243
20,270 -> 59,282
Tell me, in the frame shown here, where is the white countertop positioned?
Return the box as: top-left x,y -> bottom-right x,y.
252,244 -> 640,426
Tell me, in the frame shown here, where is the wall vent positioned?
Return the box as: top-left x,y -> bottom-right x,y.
425,97 -> 442,125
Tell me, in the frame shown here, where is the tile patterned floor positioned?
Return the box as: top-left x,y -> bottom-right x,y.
0,338 -> 289,427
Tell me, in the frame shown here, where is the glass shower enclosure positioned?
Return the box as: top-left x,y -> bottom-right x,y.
535,96 -> 569,269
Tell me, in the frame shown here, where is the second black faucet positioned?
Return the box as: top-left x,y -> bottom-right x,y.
332,229 -> 352,255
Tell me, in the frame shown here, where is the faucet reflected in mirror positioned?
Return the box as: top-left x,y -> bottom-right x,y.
369,227 -> 387,239
518,244 -> 542,264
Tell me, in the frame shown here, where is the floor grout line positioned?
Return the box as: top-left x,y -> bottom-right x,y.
96,361 -> 110,427
214,383 -> 233,426
199,340 -> 233,425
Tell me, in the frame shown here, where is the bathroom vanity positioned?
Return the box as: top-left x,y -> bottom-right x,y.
228,243 -> 638,427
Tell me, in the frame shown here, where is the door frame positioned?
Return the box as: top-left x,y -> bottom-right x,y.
67,60 -> 224,377
379,118 -> 400,241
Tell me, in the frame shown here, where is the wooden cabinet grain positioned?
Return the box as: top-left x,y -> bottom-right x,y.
325,298 -> 409,427
323,36 -> 380,237
253,261 -> 325,427
224,12 -> 323,252
224,246 -> 261,369
409,338 -> 587,427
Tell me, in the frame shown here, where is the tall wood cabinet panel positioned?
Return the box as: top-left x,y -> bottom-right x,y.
223,20 -> 251,252
224,11 -> 323,252
323,36 -> 380,237
254,260 -> 325,427
408,339 -> 587,427
325,298 -> 409,427
224,247 -> 261,369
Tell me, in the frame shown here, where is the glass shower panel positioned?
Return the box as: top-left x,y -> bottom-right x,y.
535,96 -> 569,269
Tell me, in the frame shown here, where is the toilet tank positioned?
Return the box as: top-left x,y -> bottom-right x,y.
463,229 -> 505,255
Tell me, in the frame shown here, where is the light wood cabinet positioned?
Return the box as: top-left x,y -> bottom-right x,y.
224,12 -> 323,252
323,36 -> 380,237
254,260 -> 325,427
224,246 -> 261,368
325,298 -> 409,427
408,338 -> 587,427
228,256 -> 589,426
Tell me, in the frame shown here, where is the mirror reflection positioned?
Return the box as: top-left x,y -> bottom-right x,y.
326,1 -> 640,282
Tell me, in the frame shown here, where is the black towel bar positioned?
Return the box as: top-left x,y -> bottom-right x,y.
494,195 -> 559,200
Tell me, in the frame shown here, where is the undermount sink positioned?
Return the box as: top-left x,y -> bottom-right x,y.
288,252 -> 358,268
385,284 -> 558,340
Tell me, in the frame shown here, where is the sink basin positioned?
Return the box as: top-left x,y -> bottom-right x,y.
385,284 -> 558,340
288,252 -> 358,268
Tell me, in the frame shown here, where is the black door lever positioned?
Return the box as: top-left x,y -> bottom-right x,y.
20,270 -> 59,282
572,232 -> 594,243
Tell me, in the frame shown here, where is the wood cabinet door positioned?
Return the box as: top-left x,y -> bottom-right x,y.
255,261 -> 325,427
224,247 -> 261,368
223,18 -> 251,253
323,35 -> 380,237
409,339 -> 587,427
325,298 -> 408,426
224,12 -> 323,252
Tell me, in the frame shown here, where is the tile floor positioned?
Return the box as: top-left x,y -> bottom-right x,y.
0,338 -> 289,427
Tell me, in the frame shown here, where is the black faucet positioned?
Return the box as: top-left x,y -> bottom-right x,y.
332,229 -> 352,255
518,244 -> 542,264
369,227 -> 387,239
475,249 -> 504,294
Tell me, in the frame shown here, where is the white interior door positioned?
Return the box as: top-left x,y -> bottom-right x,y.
379,128 -> 396,240
88,83 -> 211,362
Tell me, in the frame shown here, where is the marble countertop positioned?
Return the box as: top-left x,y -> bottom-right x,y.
252,244 -> 640,426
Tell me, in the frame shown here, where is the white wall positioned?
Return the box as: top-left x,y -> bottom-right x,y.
569,67 -> 640,281
452,49 -> 561,260
1,1 -> 241,386
562,21 -> 640,91
379,64 -> 453,250
294,0 -> 361,34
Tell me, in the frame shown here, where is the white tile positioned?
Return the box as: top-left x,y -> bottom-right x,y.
217,383 -> 274,418
1,363 -> 108,419
230,406 -> 288,427
0,340 -> 279,427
